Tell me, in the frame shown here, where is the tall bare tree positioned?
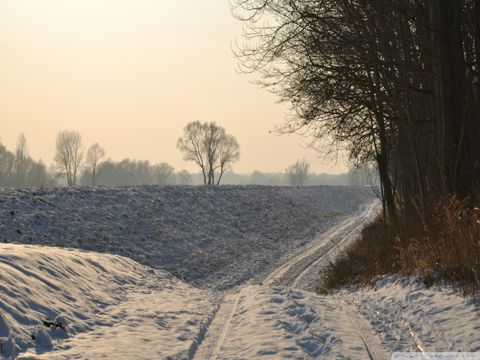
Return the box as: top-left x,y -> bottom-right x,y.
177,121 -> 208,185
216,134 -> 240,185
232,0 -> 480,220
177,121 -> 240,185
54,130 -> 84,186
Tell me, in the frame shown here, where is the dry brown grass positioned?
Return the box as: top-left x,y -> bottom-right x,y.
322,195 -> 480,296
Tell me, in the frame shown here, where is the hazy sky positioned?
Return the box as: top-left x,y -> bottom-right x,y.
0,0 -> 347,174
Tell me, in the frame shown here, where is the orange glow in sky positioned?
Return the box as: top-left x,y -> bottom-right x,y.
0,0 -> 348,174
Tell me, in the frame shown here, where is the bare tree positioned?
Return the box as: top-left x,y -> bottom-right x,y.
177,121 -> 208,184
177,121 -> 240,185
54,130 -> 84,186
232,0 -> 480,219
86,143 -> 106,186
151,163 -> 174,185
216,135 -> 240,185
285,159 -> 310,186
14,133 -> 28,187
176,170 -> 192,185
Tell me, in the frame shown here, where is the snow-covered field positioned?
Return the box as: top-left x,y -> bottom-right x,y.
0,186 -> 372,289
1,185 -> 479,359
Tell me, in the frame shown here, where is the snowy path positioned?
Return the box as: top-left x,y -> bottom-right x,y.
191,196 -> 480,359
263,200 -> 379,289
193,293 -> 242,360
193,200 -> 392,360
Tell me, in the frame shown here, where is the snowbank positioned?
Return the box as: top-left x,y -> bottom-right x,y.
338,277 -> 480,353
0,186 -> 373,289
0,243 -> 214,359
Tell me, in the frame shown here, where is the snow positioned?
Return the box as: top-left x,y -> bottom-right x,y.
0,185 -> 373,289
213,286 -> 375,359
1,185 -> 478,358
194,281 -> 480,359
0,243 -> 214,359
337,276 -> 480,353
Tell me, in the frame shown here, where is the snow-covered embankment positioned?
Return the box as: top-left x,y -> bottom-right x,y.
0,243 -> 214,359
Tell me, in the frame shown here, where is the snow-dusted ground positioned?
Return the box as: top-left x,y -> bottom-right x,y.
1,186 -> 478,359
195,280 -> 480,359
0,186 -> 373,289
0,243 -> 214,359
337,277 -> 480,353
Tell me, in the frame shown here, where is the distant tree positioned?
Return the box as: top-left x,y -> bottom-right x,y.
176,169 -> 192,185
86,143 -> 106,186
177,121 -> 209,185
14,134 -> 28,186
151,163 -> 174,185
29,160 -> 53,188
285,159 -> 310,186
216,134 -> 240,185
54,130 -> 84,186
47,164 -> 60,187
177,121 -> 240,185
0,143 -> 15,186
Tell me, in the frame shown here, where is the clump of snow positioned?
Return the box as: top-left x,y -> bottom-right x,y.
0,243 -> 215,359
0,186 -> 374,289
32,328 -> 52,350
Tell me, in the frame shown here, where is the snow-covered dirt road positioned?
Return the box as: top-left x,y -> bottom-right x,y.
192,198 -> 480,359
193,200 -> 390,360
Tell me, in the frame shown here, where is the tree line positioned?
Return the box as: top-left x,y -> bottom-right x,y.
233,0 -> 480,219
0,131 -> 190,188
0,131 -> 369,188
0,134 -> 55,188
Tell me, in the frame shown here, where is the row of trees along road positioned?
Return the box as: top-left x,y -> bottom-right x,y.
177,121 -> 240,186
233,0 -> 480,220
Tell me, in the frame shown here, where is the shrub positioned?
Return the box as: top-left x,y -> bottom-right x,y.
322,195 -> 480,297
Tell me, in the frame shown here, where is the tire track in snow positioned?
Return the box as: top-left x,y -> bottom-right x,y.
193,292 -> 242,360
192,200 -> 386,360
340,301 -> 389,360
265,200 -> 379,288
264,199 -> 389,360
